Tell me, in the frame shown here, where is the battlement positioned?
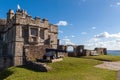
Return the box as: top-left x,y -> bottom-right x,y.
6,9 -> 51,29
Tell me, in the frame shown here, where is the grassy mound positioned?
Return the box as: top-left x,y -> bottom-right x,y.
0,56 -> 119,80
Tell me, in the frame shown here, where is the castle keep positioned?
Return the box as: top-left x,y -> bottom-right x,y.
0,8 -> 58,68
0,8 -> 107,71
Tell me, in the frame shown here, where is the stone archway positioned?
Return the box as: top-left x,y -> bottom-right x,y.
76,45 -> 84,56
66,45 -> 77,57
67,46 -> 74,52
65,45 -> 84,57
58,45 -> 85,57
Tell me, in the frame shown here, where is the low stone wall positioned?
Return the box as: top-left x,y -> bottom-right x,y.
58,52 -> 68,57
68,52 -> 76,57
24,45 -> 51,61
95,48 -> 107,55
51,58 -> 63,63
83,50 -> 91,56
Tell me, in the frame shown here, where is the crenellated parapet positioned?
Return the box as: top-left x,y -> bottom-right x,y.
6,9 -> 51,29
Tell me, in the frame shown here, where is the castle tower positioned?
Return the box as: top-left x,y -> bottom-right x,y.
3,6 -> 58,66
13,8 -> 26,66
5,8 -> 25,66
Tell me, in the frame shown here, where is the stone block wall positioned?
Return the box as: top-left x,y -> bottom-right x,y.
94,48 -> 107,55
0,58 -> 4,70
83,50 -> 91,56
68,52 -> 76,57
24,45 -> 51,61
0,57 -> 12,71
58,45 -> 67,51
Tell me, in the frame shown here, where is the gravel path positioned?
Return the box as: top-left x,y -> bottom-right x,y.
95,61 -> 120,80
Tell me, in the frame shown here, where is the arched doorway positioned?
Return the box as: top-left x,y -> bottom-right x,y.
66,45 -> 76,57
67,46 -> 74,52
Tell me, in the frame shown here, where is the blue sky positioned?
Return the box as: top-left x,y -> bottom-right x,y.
1,0 -> 120,50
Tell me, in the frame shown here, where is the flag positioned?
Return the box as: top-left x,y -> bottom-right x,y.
17,4 -> 20,10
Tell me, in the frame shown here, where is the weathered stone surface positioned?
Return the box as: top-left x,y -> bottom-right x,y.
51,58 -> 63,63
58,45 -> 107,57
94,48 -> 107,55
0,57 -> 12,71
0,8 -> 58,68
25,61 -> 51,72
24,45 -> 51,61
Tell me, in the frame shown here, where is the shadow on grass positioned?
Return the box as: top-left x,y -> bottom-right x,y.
92,58 -> 112,62
0,69 -> 13,80
16,65 -> 48,72
81,57 -> 112,62
0,65 -> 48,80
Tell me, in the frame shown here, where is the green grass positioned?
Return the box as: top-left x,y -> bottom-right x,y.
81,55 -> 120,61
0,56 -> 119,80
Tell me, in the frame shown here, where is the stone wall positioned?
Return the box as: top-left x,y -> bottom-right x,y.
83,50 -> 91,56
58,45 -> 107,57
24,45 -> 51,61
58,45 -> 85,57
0,57 -> 13,71
68,52 -> 76,57
95,48 -> 107,55
58,45 -> 67,51
76,45 -> 84,56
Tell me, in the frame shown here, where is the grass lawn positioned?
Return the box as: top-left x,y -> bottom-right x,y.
81,55 -> 120,61
0,56 -> 120,80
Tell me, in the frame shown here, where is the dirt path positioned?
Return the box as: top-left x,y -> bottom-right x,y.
118,71 -> 120,80
95,61 -> 120,71
95,61 -> 120,80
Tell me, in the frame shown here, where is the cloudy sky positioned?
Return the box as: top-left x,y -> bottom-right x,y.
1,0 -> 120,50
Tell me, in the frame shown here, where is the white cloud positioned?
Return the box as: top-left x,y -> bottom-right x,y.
64,36 -> 68,38
60,38 -> 75,45
71,35 -> 75,38
95,32 -> 109,38
95,32 -> 120,38
56,21 -> 68,26
110,2 -> 120,7
85,39 -> 120,50
116,39 -> 120,42
116,2 -> 120,6
81,32 -> 87,35
92,27 -> 96,29
59,30 -> 63,33
87,38 -> 100,42
85,32 -> 120,50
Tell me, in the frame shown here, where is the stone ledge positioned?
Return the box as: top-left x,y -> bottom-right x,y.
51,58 -> 63,63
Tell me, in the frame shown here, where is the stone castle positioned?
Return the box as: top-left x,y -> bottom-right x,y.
0,8 -> 107,71
0,8 -> 58,68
